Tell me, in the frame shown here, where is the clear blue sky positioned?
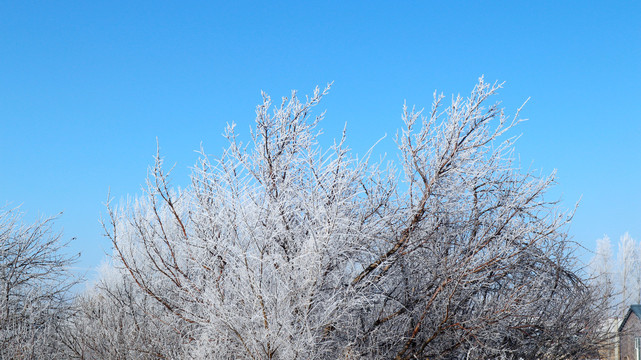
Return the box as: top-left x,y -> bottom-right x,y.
1,1 -> 639,278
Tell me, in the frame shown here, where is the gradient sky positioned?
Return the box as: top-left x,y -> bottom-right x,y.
1,1 -> 639,279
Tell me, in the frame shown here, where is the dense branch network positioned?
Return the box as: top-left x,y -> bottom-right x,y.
60,79 -> 612,359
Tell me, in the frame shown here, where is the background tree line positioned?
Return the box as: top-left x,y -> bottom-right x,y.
1,80 -> 615,359
590,232 -> 640,318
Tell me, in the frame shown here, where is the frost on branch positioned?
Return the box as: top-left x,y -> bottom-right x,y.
0,206 -> 79,359
98,79 -> 611,359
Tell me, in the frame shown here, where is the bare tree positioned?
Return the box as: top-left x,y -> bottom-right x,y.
0,206 -> 79,359
104,79 -> 611,359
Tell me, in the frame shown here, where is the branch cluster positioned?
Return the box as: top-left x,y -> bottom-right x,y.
66,80 -> 611,359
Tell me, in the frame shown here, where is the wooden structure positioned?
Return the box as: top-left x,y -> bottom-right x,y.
619,305 -> 641,360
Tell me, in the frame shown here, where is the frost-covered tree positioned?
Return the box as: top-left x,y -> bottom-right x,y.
0,206 -> 79,359
590,235 -> 615,313
591,232 -> 640,317
103,79 -> 611,359
634,235 -> 641,305
618,232 -> 636,311
586,232 -> 640,360
60,262 -> 183,359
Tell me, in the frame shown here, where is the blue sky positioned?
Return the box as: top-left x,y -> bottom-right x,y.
1,1 -> 639,278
